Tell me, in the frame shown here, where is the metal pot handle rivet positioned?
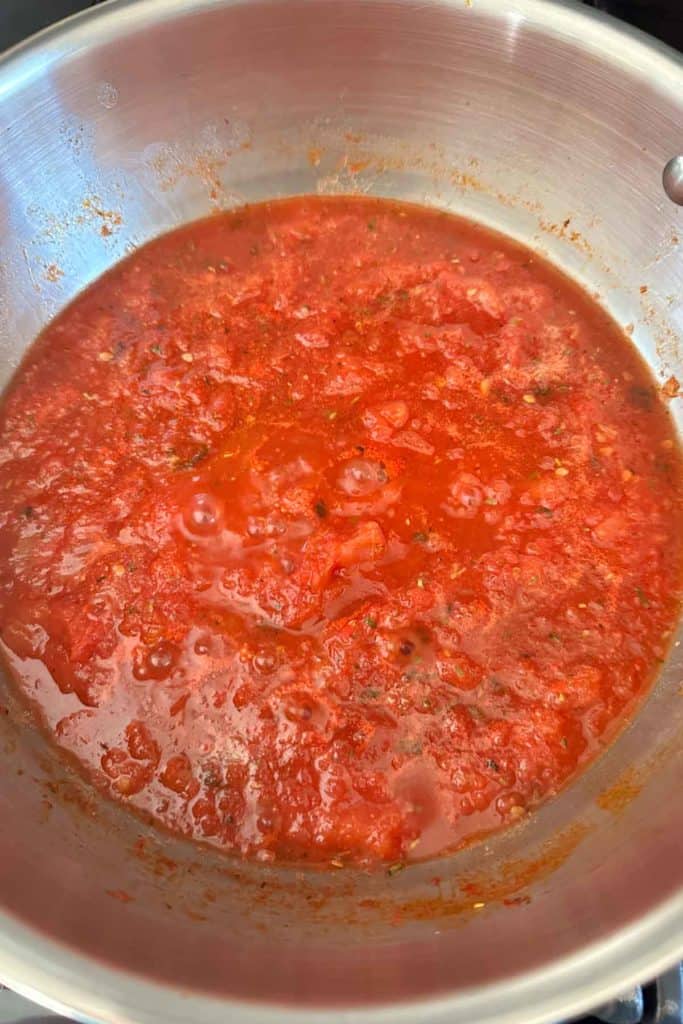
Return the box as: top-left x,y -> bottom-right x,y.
663,155 -> 683,204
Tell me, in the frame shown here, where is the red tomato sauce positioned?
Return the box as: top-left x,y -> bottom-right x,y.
0,196 -> 681,867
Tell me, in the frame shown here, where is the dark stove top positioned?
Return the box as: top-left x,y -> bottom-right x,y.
0,1 -> 681,1023
590,0 -> 683,51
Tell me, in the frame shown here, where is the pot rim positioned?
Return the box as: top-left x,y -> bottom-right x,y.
0,1 -> 681,1022
0,890 -> 682,1024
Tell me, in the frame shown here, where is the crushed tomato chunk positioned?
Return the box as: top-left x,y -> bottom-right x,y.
0,196 -> 681,867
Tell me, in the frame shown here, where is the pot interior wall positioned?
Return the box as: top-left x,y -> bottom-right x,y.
0,2 -> 681,1023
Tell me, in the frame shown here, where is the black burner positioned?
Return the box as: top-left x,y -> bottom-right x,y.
586,965 -> 683,1024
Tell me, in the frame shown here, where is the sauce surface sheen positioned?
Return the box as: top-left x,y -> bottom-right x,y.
0,196 -> 681,866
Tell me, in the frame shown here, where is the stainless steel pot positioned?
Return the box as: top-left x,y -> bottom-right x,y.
0,1 -> 682,1022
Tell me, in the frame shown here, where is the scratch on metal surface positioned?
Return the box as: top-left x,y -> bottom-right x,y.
21,246 -> 39,295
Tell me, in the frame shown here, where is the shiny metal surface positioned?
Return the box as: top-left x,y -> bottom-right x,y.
663,156 -> 683,205
592,988 -> 645,1024
652,964 -> 683,1024
0,1 -> 682,1023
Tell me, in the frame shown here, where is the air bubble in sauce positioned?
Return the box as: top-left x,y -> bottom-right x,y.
133,640 -> 179,681
337,458 -> 388,497
183,492 -> 224,537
